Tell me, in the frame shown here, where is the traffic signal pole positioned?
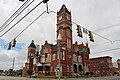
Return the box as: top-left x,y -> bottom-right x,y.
57,34 -> 62,80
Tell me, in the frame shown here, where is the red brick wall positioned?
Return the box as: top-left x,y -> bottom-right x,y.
89,56 -> 113,77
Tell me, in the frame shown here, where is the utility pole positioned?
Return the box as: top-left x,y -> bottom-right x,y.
12,57 -> 15,70
57,33 -> 62,80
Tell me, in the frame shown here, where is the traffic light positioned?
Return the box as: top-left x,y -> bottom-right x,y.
87,48 -> 90,54
8,42 -> 11,50
43,0 -> 49,3
19,0 -> 25,2
12,38 -> 16,47
88,31 -> 94,42
76,25 -> 83,38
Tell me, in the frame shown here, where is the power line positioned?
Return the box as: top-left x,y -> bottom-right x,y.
2,10 -> 47,50
94,22 -> 120,32
47,10 -> 113,43
90,41 -> 110,48
93,47 -> 120,54
0,0 -> 43,37
0,1 -> 49,50
0,1 -> 22,29
92,32 -> 112,42
4,11 -> 46,50
15,11 -> 46,38
73,21 -> 113,43
0,0 -> 32,32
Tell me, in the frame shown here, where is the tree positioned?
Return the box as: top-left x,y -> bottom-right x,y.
16,69 -> 22,76
8,69 -> 13,76
27,69 -> 33,78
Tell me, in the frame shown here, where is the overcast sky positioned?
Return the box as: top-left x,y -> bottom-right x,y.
0,0 -> 120,70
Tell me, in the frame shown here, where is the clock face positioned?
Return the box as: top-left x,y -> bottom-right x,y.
58,16 -> 62,20
66,15 -> 70,20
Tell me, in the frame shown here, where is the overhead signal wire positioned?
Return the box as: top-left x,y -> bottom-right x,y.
93,47 -> 120,54
15,0 -> 51,38
0,0 -> 32,32
0,1 -> 22,29
15,11 -> 46,38
4,10 -> 47,49
90,41 -> 110,48
92,32 -> 112,42
34,9 -> 120,45
72,22 -> 113,43
94,22 -> 120,32
0,0 -> 30,31
0,0 -> 44,37
1,0 -> 49,50
15,2 -> 50,39
48,10 -> 113,43
3,10 -> 47,50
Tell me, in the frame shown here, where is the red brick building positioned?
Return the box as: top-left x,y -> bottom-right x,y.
89,56 -> 113,77
22,5 -> 90,77
112,59 -> 120,76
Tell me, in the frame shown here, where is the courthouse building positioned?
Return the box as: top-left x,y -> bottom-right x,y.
22,5 -> 90,77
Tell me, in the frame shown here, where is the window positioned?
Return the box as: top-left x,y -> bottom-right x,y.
73,54 -> 77,62
44,47 -> 48,53
70,65 -> 72,72
46,54 -> 51,62
67,39 -> 71,49
63,51 -> 65,60
66,29 -> 71,38
59,29 -> 63,37
78,56 -> 82,62
67,65 -> 69,72
41,55 -> 45,63
75,48 -> 78,52
33,58 -> 36,64
52,54 -> 56,61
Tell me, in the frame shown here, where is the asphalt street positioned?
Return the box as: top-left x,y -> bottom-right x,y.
0,76 -> 120,80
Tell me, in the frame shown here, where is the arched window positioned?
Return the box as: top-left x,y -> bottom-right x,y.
78,56 -> 82,62
33,58 -> 36,64
66,29 -> 71,38
78,65 -> 83,71
41,55 -> 45,63
59,29 -> 63,37
63,51 -> 65,60
52,54 -> 56,61
46,54 -> 51,62
73,54 -> 77,62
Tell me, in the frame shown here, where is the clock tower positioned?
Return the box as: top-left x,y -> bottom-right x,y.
57,4 -> 72,50
56,5 -> 73,76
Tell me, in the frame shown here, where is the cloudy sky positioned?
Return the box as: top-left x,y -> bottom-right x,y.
0,0 -> 120,70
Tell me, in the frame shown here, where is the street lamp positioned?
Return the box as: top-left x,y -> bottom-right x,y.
57,33 -> 62,80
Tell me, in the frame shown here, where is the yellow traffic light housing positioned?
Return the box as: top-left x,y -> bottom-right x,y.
76,25 -> 83,38
88,31 -> 94,42
8,42 -> 11,50
12,38 -> 16,47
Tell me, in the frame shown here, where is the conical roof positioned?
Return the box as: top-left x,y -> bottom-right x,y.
28,40 -> 36,48
57,4 -> 71,15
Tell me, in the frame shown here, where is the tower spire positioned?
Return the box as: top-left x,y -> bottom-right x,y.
28,40 -> 36,48
57,4 -> 71,15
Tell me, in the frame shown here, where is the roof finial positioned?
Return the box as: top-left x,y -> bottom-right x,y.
32,40 -> 34,43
